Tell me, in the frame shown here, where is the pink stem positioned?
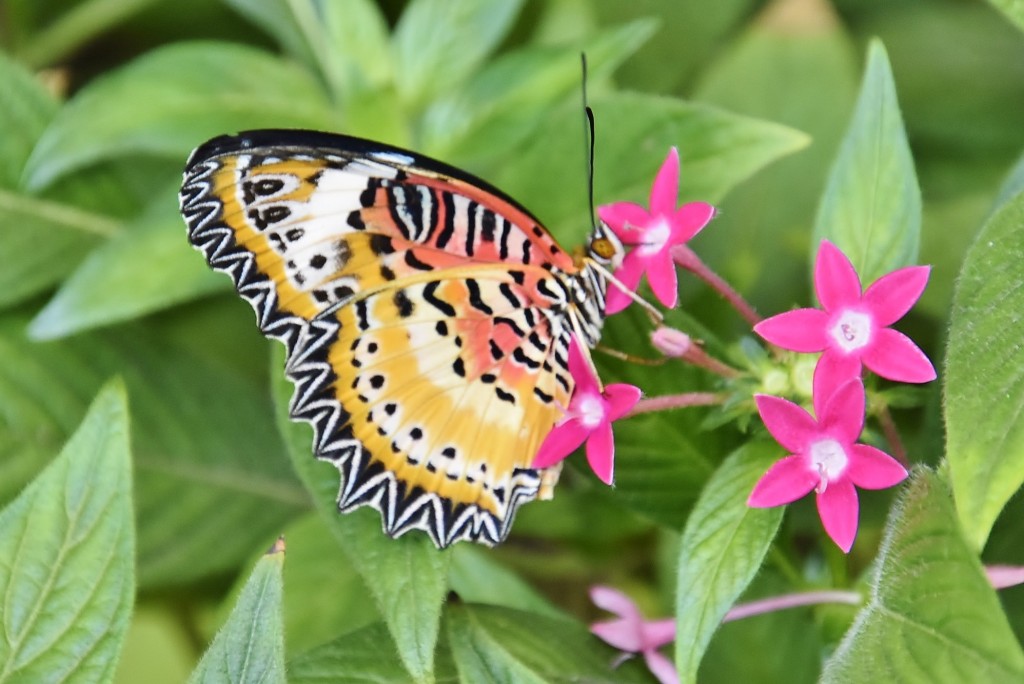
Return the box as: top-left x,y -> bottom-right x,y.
876,403 -> 908,467
672,244 -> 761,327
626,392 -> 723,417
723,590 -> 861,622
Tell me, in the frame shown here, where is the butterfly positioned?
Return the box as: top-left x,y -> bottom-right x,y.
179,129 -> 623,547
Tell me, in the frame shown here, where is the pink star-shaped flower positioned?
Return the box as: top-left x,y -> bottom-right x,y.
589,586 -> 678,684
597,148 -> 716,314
754,240 -> 936,399
532,337 -> 641,485
748,374 -> 908,552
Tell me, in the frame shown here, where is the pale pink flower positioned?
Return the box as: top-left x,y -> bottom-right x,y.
589,586 -> 678,684
754,240 -> 935,400
532,338 -> 640,485
598,148 -> 716,314
748,374 -> 908,552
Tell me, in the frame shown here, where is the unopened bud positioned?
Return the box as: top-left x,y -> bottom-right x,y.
651,326 -> 691,358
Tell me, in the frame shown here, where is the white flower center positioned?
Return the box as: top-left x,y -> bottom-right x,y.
809,438 -> 848,493
828,309 -> 873,353
577,394 -> 606,428
639,219 -> 670,256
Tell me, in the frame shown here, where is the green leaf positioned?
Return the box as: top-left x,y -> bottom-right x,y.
278,513 -> 379,653
675,442 -> 784,684
449,545 -> 563,618
945,190 -> 1024,550
307,0 -> 393,100
490,91 -> 809,245
391,0 -> 524,109
993,150 -> 1024,213
812,39 -> 921,285
446,603 -> 652,683
220,0 -> 317,66
23,41 -> 336,189
27,184 -> 225,339
0,380 -> 134,683
271,346 -> 448,683
821,469 -> 1024,682
0,51 -> 56,186
0,311 -> 308,587
288,622 -> 455,683
987,0 -> 1024,33
188,540 -> 286,684
422,19 -> 657,161
691,5 -> 860,319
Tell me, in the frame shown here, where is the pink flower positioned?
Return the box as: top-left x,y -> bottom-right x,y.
598,148 -> 716,314
748,375 -> 908,552
589,586 -> 678,684
754,240 -> 935,399
532,337 -> 640,485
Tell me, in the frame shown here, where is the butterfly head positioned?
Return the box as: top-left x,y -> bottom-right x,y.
583,220 -> 625,271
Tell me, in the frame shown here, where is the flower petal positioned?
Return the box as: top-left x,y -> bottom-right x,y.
815,240 -> 862,311
755,394 -> 819,453
816,478 -> 859,553
592,619 -> 642,652
818,377 -> 865,443
649,147 -> 679,215
586,420 -> 615,485
641,619 -> 676,649
862,265 -> 930,327
567,337 -> 600,395
606,252 -> 645,314
748,455 -> 818,507
605,383 -> 643,421
812,351 -> 862,417
671,202 -> 716,242
862,327 -> 936,383
598,203 -> 652,241
533,418 -> 589,469
754,309 -> 830,352
848,444 -> 908,489
644,649 -> 680,684
645,249 -> 679,309
590,585 -> 640,620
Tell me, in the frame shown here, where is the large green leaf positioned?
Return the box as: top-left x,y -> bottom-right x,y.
0,312 -> 308,587
987,0 -> 1024,34
490,91 -> 809,246
288,622 -> 455,683
23,41 -> 336,190
945,190 -> 1024,550
691,3 -> 859,320
27,184 -> 225,339
421,19 -> 657,162
445,603 -> 652,683
188,540 -> 286,684
811,39 -> 921,285
391,0 -> 524,109
449,545 -> 563,618
271,346 -> 448,684
675,443 -> 784,684
821,469 -> 1024,682
277,513 -> 379,654
0,381 -> 134,683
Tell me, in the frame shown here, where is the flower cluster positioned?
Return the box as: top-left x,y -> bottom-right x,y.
749,241 -> 935,551
530,148 -> 934,557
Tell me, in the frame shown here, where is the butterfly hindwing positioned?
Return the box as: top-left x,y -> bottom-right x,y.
180,129 -> 587,546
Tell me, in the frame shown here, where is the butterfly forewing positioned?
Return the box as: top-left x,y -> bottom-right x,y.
180,129 -> 599,546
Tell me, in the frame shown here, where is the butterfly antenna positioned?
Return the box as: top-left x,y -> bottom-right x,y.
581,53 -> 597,231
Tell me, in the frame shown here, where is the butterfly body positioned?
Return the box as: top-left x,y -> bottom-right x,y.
180,129 -> 620,547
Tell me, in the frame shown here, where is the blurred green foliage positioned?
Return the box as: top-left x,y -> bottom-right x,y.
1,0 -> 1023,682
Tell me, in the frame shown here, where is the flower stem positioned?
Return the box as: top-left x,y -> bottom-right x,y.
626,392 -> 724,417
672,244 -> 761,327
723,590 -> 862,622
876,402 -> 908,467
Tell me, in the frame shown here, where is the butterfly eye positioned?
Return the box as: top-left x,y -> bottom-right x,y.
590,237 -> 617,260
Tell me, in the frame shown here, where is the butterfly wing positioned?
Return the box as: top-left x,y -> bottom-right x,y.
179,129 -> 583,546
